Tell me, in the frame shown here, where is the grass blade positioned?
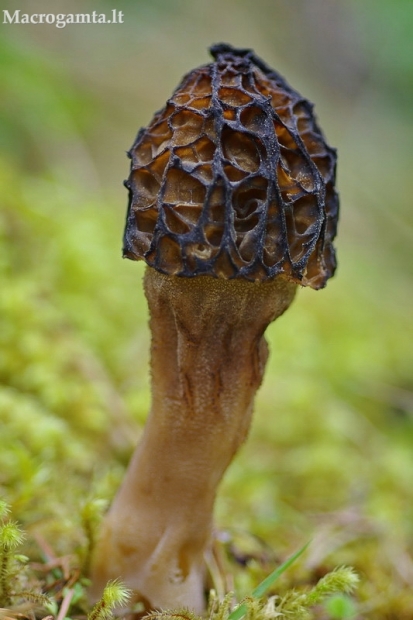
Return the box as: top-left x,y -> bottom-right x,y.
227,541 -> 310,620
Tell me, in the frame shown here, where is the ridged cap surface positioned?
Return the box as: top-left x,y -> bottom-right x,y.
123,43 -> 339,288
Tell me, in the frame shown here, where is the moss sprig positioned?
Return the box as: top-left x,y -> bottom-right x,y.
305,566 -> 360,606
0,502 -> 53,614
0,513 -> 25,607
263,566 -> 359,619
146,612 -> 202,620
88,579 -> 132,620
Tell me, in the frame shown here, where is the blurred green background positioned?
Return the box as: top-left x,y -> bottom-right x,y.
1,1 -> 413,617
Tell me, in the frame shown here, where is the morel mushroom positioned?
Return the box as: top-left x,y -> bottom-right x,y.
91,43 -> 339,612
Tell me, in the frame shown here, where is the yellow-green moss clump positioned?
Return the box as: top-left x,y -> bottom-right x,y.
2,27 -> 413,619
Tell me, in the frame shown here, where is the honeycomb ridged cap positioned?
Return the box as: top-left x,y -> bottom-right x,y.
123,43 -> 339,289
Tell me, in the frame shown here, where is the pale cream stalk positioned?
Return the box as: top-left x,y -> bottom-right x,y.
91,269 -> 296,611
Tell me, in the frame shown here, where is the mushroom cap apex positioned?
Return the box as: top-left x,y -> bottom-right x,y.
209,43 -> 253,59
124,43 -> 339,289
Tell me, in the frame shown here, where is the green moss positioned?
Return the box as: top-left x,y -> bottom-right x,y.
1,7 -> 413,617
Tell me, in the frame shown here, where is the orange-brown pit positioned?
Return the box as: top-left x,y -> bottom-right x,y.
123,43 -> 339,288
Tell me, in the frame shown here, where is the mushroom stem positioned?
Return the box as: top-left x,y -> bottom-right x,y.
91,268 -> 296,611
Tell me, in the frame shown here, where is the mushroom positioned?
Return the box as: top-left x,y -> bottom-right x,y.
91,44 -> 339,612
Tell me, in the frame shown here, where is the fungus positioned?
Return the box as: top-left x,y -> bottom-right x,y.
91,44 -> 339,612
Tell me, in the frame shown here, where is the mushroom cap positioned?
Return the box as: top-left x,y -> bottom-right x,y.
123,43 -> 339,289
